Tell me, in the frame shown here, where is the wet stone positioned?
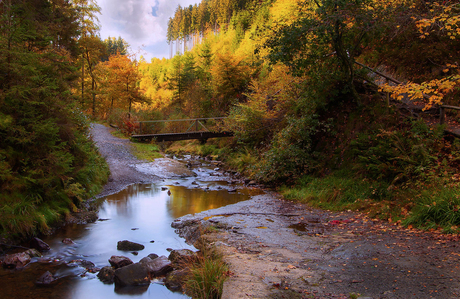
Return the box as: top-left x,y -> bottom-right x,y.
168,249 -> 197,265
98,266 -> 115,284
139,255 -> 172,277
35,271 -> 58,286
117,240 -> 145,251
109,255 -> 133,269
62,238 -> 75,245
30,237 -> 50,252
165,268 -> 189,292
114,263 -> 150,286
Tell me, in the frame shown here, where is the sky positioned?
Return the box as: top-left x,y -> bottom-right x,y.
96,0 -> 200,61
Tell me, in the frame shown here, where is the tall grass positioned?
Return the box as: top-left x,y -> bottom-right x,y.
184,241 -> 229,299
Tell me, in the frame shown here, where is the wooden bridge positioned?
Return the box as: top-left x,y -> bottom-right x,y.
131,117 -> 233,142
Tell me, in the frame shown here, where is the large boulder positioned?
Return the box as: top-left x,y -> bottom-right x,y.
165,268 -> 189,292
30,237 -> 50,252
117,240 -> 145,251
139,255 -> 172,277
109,256 -> 133,269
98,266 -> 115,284
114,263 -> 150,286
168,249 -> 197,265
2,249 -> 40,269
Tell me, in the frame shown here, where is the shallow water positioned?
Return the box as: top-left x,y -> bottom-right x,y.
0,160 -> 262,298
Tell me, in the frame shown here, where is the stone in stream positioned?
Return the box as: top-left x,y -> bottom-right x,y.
35,271 -> 58,286
139,255 -> 172,277
117,240 -> 145,251
2,249 -> 41,269
114,263 -> 150,286
109,255 -> 133,269
168,249 -> 197,265
165,268 -> 190,292
98,266 -> 115,284
147,253 -> 159,260
30,237 -> 50,252
62,238 -> 75,245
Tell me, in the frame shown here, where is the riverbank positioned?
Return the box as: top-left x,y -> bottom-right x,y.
92,124 -> 460,298
173,194 -> 460,299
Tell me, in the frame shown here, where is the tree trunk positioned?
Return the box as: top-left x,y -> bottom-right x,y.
81,54 -> 85,107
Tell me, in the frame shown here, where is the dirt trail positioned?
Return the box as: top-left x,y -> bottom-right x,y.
174,195 -> 460,299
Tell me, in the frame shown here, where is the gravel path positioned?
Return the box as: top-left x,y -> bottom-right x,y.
90,123 -> 161,198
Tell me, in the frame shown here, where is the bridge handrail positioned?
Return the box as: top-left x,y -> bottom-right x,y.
134,117 -> 228,135
135,117 -> 227,123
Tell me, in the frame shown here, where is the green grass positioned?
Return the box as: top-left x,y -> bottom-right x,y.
110,129 -> 129,139
131,142 -> 163,161
281,170 -> 391,210
282,169 -> 460,232
403,187 -> 460,233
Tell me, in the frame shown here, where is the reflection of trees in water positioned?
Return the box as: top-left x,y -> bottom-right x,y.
166,186 -> 251,219
103,184 -> 161,218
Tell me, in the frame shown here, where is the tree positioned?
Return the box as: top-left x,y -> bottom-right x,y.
0,0 -> 108,235
264,0 -> 382,103
100,53 -> 144,114
211,52 -> 252,112
101,36 -> 129,61
72,0 -> 101,108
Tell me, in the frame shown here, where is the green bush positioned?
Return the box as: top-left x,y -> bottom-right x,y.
351,119 -> 452,186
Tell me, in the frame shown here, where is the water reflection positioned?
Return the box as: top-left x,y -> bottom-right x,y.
167,186 -> 257,218
0,178 -> 259,299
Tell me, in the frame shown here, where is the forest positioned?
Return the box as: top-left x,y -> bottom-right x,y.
1,0 -> 460,238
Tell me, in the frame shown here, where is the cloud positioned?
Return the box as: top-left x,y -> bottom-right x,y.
97,0 -> 199,60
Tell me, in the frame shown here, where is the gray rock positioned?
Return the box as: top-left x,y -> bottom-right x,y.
165,268 -> 189,292
114,263 -> 150,286
98,266 -> 115,284
109,255 -> 133,269
117,240 -> 145,251
30,237 -> 50,252
139,255 -> 172,277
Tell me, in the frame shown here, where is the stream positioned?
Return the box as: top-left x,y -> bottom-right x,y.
0,157 -> 262,299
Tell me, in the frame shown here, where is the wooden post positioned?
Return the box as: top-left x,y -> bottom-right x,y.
139,122 -> 142,134
440,106 -> 446,125
195,119 -> 198,132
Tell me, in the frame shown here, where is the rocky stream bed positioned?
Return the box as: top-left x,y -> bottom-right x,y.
2,124 -> 460,299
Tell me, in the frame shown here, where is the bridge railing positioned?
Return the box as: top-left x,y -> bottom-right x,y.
135,117 -> 228,135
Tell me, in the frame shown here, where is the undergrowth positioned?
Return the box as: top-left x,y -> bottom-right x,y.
282,119 -> 460,232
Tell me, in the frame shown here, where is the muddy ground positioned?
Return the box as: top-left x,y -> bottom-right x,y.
93,124 -> 460,299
